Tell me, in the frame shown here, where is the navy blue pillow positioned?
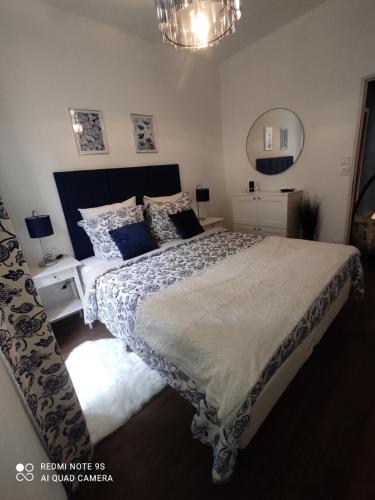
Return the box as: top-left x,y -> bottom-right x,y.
169,209 -> 204,239
109,222 -> 158,260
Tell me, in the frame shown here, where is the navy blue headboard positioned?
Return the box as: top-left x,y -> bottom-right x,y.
54,164 -> 181,260
256,156 -> 294,175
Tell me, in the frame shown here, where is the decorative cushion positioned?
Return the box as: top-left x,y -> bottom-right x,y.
109,222 -> 158,260
143,192 -> 182,204
78,205 -> 144,261
145,192 -> 192,242
169,209 -> 204,239
78,196 -> 136,220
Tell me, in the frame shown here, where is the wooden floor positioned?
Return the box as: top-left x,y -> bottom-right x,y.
53,257 -> 375,500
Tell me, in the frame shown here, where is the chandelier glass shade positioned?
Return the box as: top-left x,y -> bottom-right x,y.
154,0 -> 242,50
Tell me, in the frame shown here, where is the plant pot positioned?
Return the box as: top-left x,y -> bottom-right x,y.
298,193 -> 320,242
301,227 -> 316,240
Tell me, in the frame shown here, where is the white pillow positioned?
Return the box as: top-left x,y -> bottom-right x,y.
143,192 -> 183,204
78,196 -> 136,219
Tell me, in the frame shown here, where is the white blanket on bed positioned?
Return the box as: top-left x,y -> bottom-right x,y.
135,236 -> 357,424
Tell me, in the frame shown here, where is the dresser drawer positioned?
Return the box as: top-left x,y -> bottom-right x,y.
258,195 -> 287,228
232,191 -> 303,240
232,196 -> 258,226
34,267 -> 74,289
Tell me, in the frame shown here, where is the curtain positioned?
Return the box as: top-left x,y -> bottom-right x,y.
0,197 -> 93,492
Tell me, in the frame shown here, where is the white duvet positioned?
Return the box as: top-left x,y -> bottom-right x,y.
135,236 -> 357,424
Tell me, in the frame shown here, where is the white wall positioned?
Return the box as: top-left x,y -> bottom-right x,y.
220,0 -> 375,242
0,0 -> 225,264
1,0 -> 374,252
0,354 -> 67,500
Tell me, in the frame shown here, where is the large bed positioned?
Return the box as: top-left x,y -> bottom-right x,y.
54,165 -> 364,484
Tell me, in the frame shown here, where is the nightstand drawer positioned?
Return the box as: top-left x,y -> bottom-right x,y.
34,268 -> 73,289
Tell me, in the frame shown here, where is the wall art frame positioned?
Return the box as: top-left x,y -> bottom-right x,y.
69,108 -> 109,155
263,126 -> 273,151
130,114 -> 158,153
280,127 -> 289,150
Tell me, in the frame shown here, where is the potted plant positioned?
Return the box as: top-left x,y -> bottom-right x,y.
298,194 -> 320,240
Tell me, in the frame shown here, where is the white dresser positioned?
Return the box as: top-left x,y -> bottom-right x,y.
232,190 -> 303,237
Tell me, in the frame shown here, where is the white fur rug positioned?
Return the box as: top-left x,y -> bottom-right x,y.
66,339 -> 165,445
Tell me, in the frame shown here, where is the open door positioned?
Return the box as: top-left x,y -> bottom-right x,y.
348,79 -> 375,255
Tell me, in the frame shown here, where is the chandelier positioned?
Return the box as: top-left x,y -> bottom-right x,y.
154,1 -> 242,50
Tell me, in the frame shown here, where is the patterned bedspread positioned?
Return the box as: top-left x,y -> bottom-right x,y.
84,230 -> 364,483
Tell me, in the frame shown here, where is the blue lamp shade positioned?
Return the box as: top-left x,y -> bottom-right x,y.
25,214 -> 54,239
196,187 -> 210,202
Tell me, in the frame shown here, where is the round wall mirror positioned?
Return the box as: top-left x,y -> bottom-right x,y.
246,108 -> 304,175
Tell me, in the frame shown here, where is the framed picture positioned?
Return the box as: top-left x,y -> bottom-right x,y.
280,128 -> 289,150
131,114 -> 158,153
69,108 -> 108,155
263,126 -> 273,151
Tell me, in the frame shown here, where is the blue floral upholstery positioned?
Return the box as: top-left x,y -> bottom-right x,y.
0,198 -> 93,492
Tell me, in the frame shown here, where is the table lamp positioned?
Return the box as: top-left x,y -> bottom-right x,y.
25,211 -> 56,267
196,186 -> 210,221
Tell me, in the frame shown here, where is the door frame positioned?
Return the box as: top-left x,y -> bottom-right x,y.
344,74 -> 375,242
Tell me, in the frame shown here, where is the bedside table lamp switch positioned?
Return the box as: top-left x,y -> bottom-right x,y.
25,211 -> 56,268
196,186 -> 210,221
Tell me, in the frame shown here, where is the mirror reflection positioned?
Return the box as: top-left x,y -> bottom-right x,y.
246,108 -> 304,175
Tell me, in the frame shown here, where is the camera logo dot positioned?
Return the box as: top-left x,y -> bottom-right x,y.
16,463 -> 34,482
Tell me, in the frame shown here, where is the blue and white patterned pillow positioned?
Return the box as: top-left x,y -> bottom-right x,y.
145,193 -> 192,242
78,205 -> 145,260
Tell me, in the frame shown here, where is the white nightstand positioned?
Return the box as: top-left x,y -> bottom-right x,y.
30,256 -> 84,323
200,217 -> 225,230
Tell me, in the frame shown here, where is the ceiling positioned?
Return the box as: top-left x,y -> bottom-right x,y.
38,0 -> 328,62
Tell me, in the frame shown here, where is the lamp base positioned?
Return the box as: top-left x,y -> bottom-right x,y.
38,258 -> 57,268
